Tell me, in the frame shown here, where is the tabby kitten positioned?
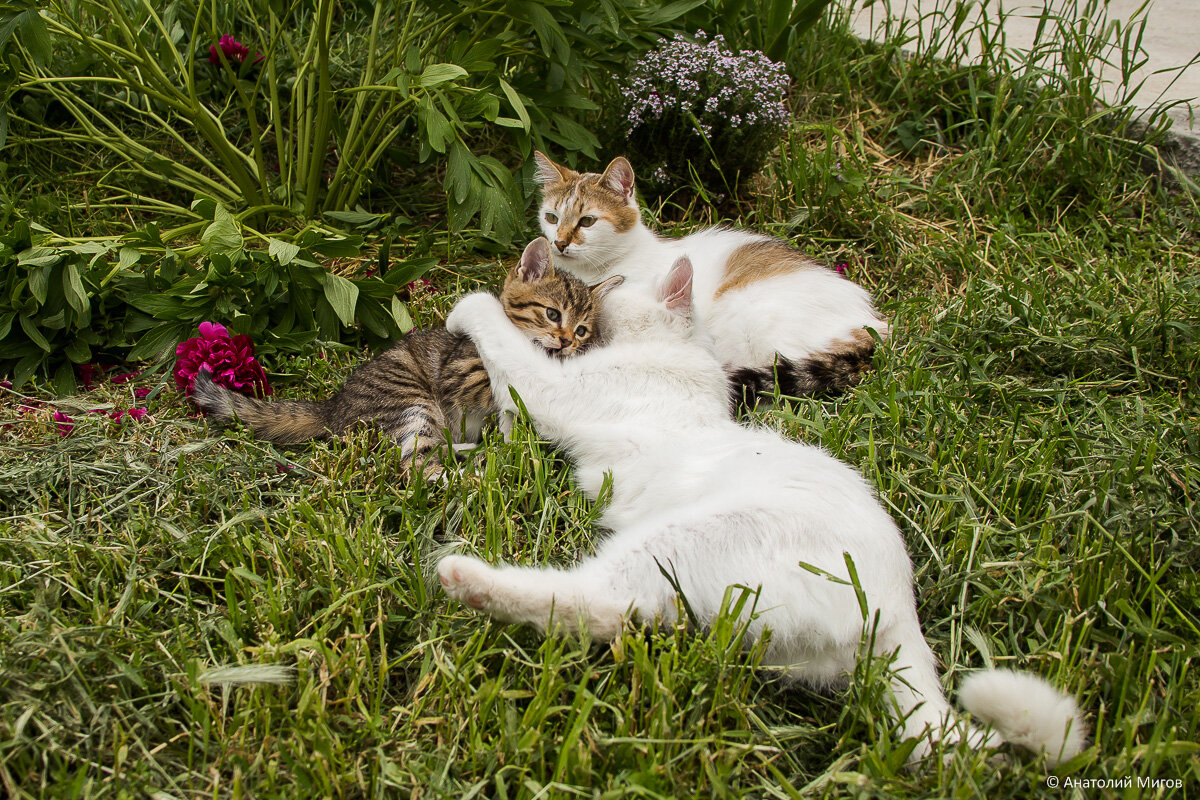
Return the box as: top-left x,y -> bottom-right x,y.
532,151 -> 889,405
192,238 -> 623,472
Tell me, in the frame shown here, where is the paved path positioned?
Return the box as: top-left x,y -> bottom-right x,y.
850,0 -> 1199,135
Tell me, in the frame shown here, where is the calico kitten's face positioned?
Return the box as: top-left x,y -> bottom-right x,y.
499,238 -> 624,357
533,152 -> 640,269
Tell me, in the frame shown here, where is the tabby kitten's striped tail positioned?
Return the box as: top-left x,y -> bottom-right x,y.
726,336 -> 876,409
192,370 -> 332,444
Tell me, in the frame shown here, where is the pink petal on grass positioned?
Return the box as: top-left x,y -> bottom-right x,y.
53,411 -> 74,436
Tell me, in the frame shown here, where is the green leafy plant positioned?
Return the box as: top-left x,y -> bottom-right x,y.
6,0 -> 702,240
0,204 -> 433,391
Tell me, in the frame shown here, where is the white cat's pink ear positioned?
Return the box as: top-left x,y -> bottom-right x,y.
533,151 -> 570,188
600,156 -> 635,199
517,237 -> 553,282
659,257 -> 693,314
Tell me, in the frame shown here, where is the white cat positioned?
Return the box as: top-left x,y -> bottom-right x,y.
438,238 -> 1087,764
533,151 -> 889,400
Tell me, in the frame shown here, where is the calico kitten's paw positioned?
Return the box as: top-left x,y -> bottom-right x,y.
438,555 -> 495,610
445,292 -> 503,335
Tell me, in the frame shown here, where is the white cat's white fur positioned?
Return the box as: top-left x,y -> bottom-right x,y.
439,243 -> 1086,765
534,154 -> 888,376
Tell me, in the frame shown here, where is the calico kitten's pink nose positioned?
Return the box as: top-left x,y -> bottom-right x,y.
554,239 -> 569,253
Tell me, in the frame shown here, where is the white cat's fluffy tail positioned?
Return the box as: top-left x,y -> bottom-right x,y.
957,669 -> 1087,766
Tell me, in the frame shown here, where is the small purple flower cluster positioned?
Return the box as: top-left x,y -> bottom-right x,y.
618,33 -> 790,192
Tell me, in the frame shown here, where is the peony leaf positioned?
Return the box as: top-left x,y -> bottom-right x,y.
201,205 -> 243,257
268,238 -> 301,266
497,79 -> 530,132
390,295 -> 414,334
419,63 -> 468,88
319,272 -> 359,327
62,262 -> 89,314
18,314 -> 51,352
128,322 -> 189,361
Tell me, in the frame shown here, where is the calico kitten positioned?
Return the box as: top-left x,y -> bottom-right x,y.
438,257 -> 1086,764
532,151 -> 889,406
192,239 -> 622,472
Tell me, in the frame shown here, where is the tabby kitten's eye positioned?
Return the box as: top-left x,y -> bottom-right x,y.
575,325 -> 589,337
545,212 -> 559,224
545,308 -> 561,323
579,216 -> 597,227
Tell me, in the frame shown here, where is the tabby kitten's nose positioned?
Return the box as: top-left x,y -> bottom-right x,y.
554,239 -> 569,253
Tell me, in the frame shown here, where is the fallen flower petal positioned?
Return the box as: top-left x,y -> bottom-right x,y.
53,411 -> 75,436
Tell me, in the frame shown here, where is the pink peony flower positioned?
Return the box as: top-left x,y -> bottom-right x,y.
209,35 -> 250,65
208,35 -> 262,66
53,411 -> 74,437
174,321 -> 272,398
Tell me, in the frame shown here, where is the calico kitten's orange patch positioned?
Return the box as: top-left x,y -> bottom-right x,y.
713,239 -> 819,299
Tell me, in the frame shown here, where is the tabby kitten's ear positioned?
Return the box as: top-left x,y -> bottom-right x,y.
591,275 -> 624,300
600,156 -> 636,199
533,151 -> 572,189
515,237 -> 554,282
659,257 -> 693,314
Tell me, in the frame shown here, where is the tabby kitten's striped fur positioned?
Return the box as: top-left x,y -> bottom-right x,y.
192,238 -> 622,472
532,151 -> 889,405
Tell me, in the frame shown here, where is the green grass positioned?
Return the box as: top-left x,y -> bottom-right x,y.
2,2 -> 1200,797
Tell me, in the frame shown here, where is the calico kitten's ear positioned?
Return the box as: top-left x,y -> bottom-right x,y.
515,237 -> 553,283
533,151 -> 571,188
590,275 -> 625,301
659,257 -> 693,314
600,156 -> 635,199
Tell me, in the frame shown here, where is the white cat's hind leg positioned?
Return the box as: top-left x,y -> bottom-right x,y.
438,555 -> 629,639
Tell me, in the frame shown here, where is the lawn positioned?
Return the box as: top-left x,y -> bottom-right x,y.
1,1 -> 1198,797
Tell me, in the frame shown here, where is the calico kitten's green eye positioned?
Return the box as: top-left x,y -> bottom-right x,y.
579,216 -> 597,227
575,325 -> 588,337
545,212 -> 559,224
546,308 -> 561,323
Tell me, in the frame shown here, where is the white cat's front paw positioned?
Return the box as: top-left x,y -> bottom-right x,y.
438,555 -> 496,611
445,292 -> 503,335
